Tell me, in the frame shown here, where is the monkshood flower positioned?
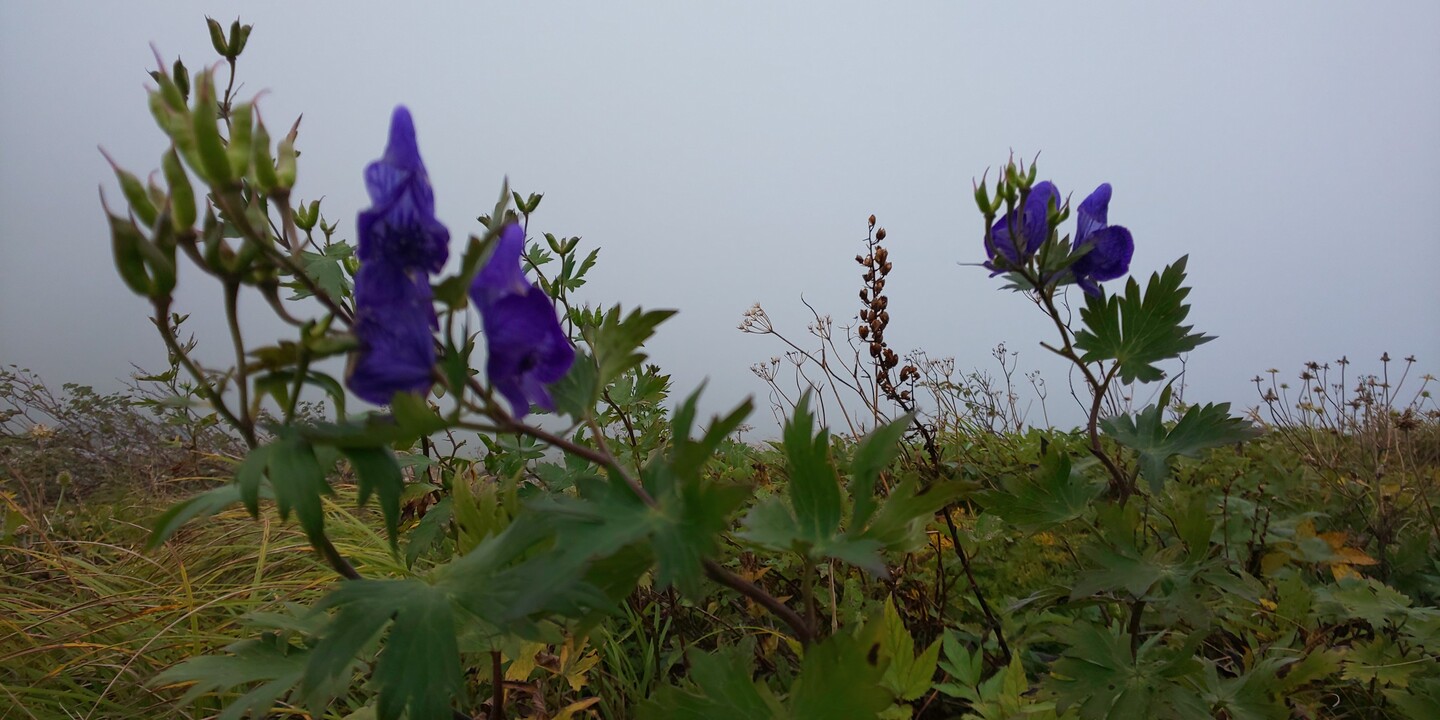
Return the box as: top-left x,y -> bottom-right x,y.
470,223 -> 575,418
1068,183 -> 1134,296
984,181 -> 1059,273
357,106 -> 450,273
347,263 -> 438,405
346,106 -> 448,404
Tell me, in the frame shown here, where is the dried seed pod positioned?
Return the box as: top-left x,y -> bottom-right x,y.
868,214 -> 876,228
881,261 -> 893,275
855,254 -> 865,264
876,296 -> 888,310
869,342 -> 883,357
859,288 -> 869,303
879,310 -> 890,325
858,325 -> 870,340
875,227 -> 887,241
874,246 -> 888,264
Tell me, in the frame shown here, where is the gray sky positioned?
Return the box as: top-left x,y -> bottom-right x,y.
3,2 -> 1438,433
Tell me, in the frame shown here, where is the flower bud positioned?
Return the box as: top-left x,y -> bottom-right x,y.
162,147 -> 196,231
206,17 -> 229,58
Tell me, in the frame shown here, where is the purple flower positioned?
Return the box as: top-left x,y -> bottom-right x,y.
346,106 -> 448,405
470,223 -> 575,418
1069,183 -> 1133,296
347,263 -> 438,405
357,106 -> 450,274
985,181 -> 1059,273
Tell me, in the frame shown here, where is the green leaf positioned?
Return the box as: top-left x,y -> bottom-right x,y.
342,447 -> 404,547
975,449 -> 1102,531
1102,396 -> 1260,494
784,393 -> 843,542
147,482 -> 269,550
790,629 -> 892,719
638,643 -> 780,720
879,597 -> 941,702
1342,636 -> 1423,688
550,350 -> 600,419
849,414 -> 912,531
303,580 -> 462,720
1386,677 -> 1440,720
267,433 -> 332,544
405,497 -> 452,568
585,306 -> 677,387
236,442 -> 273,518
1073,256 -> 1214,384
152,635 -> 305,719
291,248 -> 351,301
859,478 -> 968,554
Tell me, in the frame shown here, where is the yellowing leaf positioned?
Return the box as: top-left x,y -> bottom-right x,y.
505,641 -> 548,682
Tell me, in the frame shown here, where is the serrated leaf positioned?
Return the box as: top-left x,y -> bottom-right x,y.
267,433 -> 331,544
342,446 -> 404,547
1073,256 -> 1214,384
637,643 -> 779,720
849,414 -> 912,531
784,393 -> 843,541
790,629 -> 892,719
975,449 -> 1102,531
303,580 -> 462,720
1102,400 -> 1260,493
585,306 -> 677,386
550,350 -> 600,419
879,597 -> 941,701
152,636 -> 305,718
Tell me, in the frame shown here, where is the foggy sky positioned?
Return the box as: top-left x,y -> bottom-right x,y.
3,2 -> 1437,434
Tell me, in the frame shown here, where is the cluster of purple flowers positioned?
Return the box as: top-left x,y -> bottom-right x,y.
346,106 -> 572,417
346,107 -> 449,406
984,181 -> 1133,296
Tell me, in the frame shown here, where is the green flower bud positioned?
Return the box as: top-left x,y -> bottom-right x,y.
162,147 -> 196,231
205,17 -> 229,58
275,115 -> 300,189
251,112 -> 278,194
191,72 -> 234,186
226,102 -> 253,178
100,148 -> 157,228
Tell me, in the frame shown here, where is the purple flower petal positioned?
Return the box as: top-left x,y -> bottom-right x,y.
470,224 -> 531,307
346,263 -> 437,404
1071,225 -> 1134,295
1076,183 -> 1111,244
987,181 -> 1059,267
357,106 -> 449,274
480,285 -> 575,418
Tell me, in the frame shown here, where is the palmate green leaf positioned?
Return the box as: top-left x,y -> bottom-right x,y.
637,643 -> 782,720
1052,624 -> 1206,720
549,349 -> 600,419
858,478 -> 969,554
1102,391 -> 1260,494
290,245 -> 353,300
790,628 -> 892,719
268,432 -> 332,544
152,635 -> 306,720
585,305 -> 678,387
784,393 -> 842,541
341,446 -> 404,547
302,580 -> 462,720
848,413 -> 913,530
975,449 -> 1102,532
879,597 -> 942,702
1073,256 -> 1214,384
1386,677 -> 1440,720
1341,636 -> 1423,688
